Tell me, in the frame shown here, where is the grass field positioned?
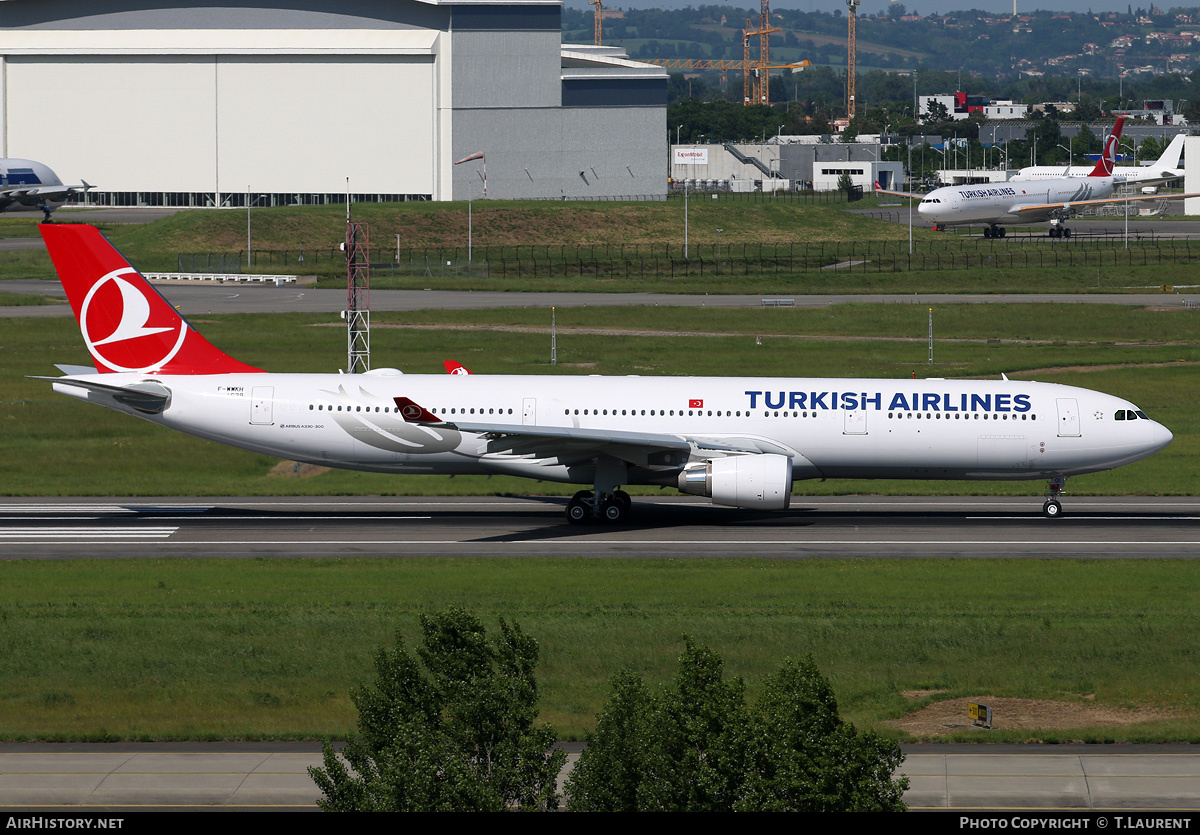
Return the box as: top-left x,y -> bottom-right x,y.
8,201 -> 1200,295
4,207 -> 1200,743
2,304 -> 1197,496
2,558 -> 1198,742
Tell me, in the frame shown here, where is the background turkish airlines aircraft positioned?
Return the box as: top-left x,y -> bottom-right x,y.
1015,132 -> 1185,192
35,225 -> 1172,521
880,119 -> 1195,238
1,159 -> 92,220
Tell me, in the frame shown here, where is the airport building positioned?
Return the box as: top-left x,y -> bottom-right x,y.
0,0 -> 668,206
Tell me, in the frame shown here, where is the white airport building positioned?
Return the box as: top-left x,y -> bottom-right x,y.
0,0 -> 668,205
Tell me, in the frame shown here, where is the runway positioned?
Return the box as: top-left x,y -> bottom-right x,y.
2,495 -> 1198,559
2,280 -> 1195,320
3,742 -> 1200,811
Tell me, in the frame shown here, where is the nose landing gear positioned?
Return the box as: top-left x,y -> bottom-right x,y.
1042,476 -> 1067,518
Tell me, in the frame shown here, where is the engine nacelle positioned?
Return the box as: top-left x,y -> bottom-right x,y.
677,454 -> 793,510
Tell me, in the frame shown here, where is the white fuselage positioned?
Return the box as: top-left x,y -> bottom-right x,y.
54,372 -> 1172,486
1016,165 -> 1181,185
918,176 -> 1114,227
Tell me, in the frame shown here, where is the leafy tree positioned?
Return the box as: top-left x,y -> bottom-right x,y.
565,641 -> 908,812
310,608 -> 566,812
837,169 -> 856,196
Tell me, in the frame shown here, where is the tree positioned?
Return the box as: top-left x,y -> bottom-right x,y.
309,608 -> 566,812
837,168 -> 856,196
565,641 -> 909,812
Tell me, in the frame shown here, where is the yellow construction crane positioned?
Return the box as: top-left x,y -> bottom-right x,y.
589,0 -> 602,46
846,0 -> 860,119
744,17 -> 781,105
643,0 -> 809,107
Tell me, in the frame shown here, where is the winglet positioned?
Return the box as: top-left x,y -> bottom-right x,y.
394,396 -> 442,423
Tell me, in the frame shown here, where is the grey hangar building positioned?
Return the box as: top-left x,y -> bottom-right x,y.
0,0 -> 669,206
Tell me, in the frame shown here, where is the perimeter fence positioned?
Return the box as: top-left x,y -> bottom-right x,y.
180,236 -> 1200,280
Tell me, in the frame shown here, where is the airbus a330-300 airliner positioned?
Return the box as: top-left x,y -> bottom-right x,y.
35,224 -> 1172,522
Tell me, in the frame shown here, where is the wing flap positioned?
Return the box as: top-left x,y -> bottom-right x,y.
1014,192 -> 1200,213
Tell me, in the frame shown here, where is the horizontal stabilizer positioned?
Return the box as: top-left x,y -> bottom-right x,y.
30,375 -> 171,414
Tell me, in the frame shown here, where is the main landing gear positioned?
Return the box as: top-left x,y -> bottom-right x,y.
567,489 -> 632,524
1042,476 -> 1067,519
983,224 -> 1006,239
1047,225 -> 1072,239
566,456 -> 633,524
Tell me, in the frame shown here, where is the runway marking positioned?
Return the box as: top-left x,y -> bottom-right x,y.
967,516 -> 1200,521
0,527 -> 178,540
130,539 -> 1200,547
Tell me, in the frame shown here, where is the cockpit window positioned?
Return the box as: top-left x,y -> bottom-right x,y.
1115,409 -> 1150,421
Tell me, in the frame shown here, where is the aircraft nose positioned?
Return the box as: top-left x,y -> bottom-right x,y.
1153,421 -> 1174,451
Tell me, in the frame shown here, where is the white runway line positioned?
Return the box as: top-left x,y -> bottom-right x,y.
0,527 -> 178,540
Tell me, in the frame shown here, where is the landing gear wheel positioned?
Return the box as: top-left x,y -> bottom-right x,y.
1062,228 -> 1072,239
983,226 -> 993,239
998,227 -> 1006,238
1043,499 -> 1063,519
613,490 -> 632,510
601,497 -> 627,523
566,490 -> 594,525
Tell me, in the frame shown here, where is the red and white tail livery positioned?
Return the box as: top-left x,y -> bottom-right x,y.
40,224 -> 262,375
1087,117 -> 1125,177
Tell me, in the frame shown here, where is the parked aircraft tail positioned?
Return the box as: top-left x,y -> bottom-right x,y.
1088,118 -> 1126,177
1151,133 -> 1186,172
39,224 -> 263,375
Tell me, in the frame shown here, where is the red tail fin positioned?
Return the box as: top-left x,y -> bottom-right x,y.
39,224 -> 263,375
1088,117 -> 1125,177
443,360 -> 471,375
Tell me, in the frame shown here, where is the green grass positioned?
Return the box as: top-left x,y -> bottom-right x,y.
2,305 -> 1197,497
1,558 -> 1197,742
7,203 -> 1200,295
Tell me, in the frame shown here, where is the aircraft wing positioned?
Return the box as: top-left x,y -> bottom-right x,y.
0,183 -> 90,199
394,396 -> 773,467
873,184 -> 923,200
1012,192 -> 1200,214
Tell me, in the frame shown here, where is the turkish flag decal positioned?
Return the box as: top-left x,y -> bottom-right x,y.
689,399 -> 703,408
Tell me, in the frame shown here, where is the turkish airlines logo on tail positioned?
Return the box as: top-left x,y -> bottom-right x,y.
80,268 -> 186,373
1100,133 -> 1118,176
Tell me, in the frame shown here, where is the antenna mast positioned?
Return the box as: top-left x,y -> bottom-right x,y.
846,0 -> 860,120
345,194 -> 370,374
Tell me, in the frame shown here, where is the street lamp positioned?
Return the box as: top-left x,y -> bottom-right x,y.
454,151 -> 486,263
676,124 -> 683,145
1057,142 -> 1072,167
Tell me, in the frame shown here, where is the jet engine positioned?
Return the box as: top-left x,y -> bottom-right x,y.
677,453 -> 793,510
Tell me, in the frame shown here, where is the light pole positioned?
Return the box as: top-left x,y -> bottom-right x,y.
1120,142 -> 1137,250
684,178 -> 689,259
454,152 -> 486,263
1057,142 -> 1072,168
